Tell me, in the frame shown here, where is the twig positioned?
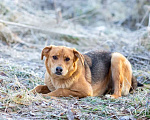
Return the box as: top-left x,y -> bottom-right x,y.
0,19 -> 86,39
126,54 -> 150,61
138,9 -> 149,29
0,19 -> 38,30
133,55 -> 150,61
54,0 -> 62,24
67,14 -> 87,22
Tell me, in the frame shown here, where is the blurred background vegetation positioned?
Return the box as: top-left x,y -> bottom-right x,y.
0,0 -> 150,51
0,0 -> 150,74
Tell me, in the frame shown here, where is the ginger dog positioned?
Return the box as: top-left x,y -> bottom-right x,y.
32,45 -> 139,98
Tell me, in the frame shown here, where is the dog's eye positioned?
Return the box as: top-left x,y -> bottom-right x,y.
65,57 -> 70,61
53,56 -> 58,60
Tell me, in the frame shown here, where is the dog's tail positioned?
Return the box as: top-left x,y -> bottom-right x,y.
131,75 -> 150,90
137,82 -> 144,87
131,75 -> 137,90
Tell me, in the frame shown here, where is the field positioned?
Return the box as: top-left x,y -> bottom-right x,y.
0,0 -> 150,119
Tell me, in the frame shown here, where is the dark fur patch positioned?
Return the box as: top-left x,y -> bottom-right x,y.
84,51 -> 112,83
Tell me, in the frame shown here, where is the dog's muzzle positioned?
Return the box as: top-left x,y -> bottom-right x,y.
55,66 -> 63,75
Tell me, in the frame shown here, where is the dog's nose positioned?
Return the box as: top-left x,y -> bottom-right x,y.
56,66 -> 63,73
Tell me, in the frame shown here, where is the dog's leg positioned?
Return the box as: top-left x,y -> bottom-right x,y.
106,53 -> 132,99
31,85 -> 51,94
42,88 -> 91,98
106,53 -> 123,98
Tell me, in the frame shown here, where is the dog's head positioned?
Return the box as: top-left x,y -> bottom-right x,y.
41,45 -> 84,77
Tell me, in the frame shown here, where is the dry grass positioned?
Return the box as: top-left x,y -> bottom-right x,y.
0,0 -> 150,119
0,60 -> 149,119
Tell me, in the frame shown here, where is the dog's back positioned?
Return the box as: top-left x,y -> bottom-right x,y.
84,51 -> 112,83
84,51 -> 112,96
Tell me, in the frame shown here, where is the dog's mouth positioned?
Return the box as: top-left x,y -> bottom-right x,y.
55,72 -> 62,76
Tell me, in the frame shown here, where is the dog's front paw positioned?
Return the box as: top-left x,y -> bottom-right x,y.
42,94 -> 48,97
42,93 -> 56,99
105,94 -> 120,99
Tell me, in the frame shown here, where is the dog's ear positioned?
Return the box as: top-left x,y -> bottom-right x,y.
73,49 -> 84,66
41,46 -> 53,60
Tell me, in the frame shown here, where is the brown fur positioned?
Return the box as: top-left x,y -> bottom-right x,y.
32,45 -> 138,98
